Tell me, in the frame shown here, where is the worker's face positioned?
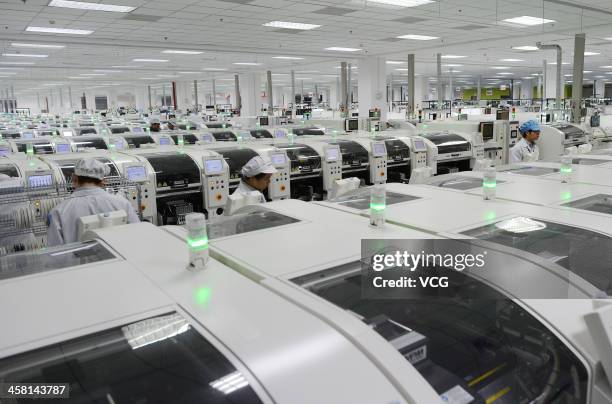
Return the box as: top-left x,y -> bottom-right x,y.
525,131 -> 540,143
247,174 -> 272,192
150,123 -> 161,132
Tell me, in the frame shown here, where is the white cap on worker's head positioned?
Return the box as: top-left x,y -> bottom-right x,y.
74,158 -> 110,180
241,156 -> 277,177
0,173 -> 10,181
150,117 -> 161,124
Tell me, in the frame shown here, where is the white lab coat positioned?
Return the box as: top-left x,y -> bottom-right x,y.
47,186 -> 140,246
510,138 -> 540,163
232,181 -> 266,204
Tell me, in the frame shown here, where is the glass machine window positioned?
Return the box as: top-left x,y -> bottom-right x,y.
0,312 -> 263,403
329,189 -> 420,210
211,131 -> 238,142
0,164 -> 19,178
0,241 -> 116,281
249,129 -> 273,139
207,205 -> 300,239
123,135 -> 156,149
70,137 -> 108,151
15,141 -> 55,155
500,166 -> 559,176
429,176 -> 506,190
109,126 -> 131,134
292,127 -> 325,136
170,133 -> 199,145
57,158 -> 120,184
462,217 -> 612,294
215,148 -> 259,185
292,262 -> 588,404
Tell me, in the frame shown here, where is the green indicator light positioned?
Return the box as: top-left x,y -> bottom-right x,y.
483,181 -> 497,189
178,139 -> 185,146
560,167 -> 572,174
370,203 -> 386,211
561,191 -> 572,201
484,211 -> 497,221
194,287 -> 211,306
109,143 -> 116,150
187,237 -> 209,250
28,161 -> 35,167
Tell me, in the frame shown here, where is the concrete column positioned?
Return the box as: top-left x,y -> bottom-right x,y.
449,69 -> 454,101
414,76 -> 427,111
291,70 -> 296,115
407,54 -> 415,116
436,53 -> 442,109
522,79 -> 533,100
347,63 -> 353,105
234,75 -> 241,112
193,80 -> 199,112
211,79 -> 217,109
477,76 -> 481,102
543,60 -> 548,105
512,80 -> 520,99
266,70 -> 273,116
594,79 -> 605,98
330,77 -> 339,109
241,72 -> 262,117
147,85 -> 152,111
571,33 -> 586,123
357,56 -> 388,121
340,62 -> 348,110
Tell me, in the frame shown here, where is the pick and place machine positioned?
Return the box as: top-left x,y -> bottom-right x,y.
539,123 -> 589,160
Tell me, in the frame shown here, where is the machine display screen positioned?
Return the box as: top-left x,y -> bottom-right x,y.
0,312 -> 264,403
326,147 -> 339,161
22,132 -> 34,139
159,137 -> 171,145
126,165 -> 147,182
113,139 -> 125,150
201,134 -> 214,143
62,130 -> 73,137
56,143 -> 70,153
28,174 -> 53,188
271,153 -> 286,166
259,116 -> 269,126
413,139 -> 426,152
372,142 -> 386,157
132,127 -> 144,133
510,130 -> 518,139
480,122 -> 494,141
345,119 -> 359,131
205,159 -> 223,174
0,147 -> 9,157
275,129 -> 287,138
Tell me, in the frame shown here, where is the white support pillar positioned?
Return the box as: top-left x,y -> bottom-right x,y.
357,56 -> 388,121
240,72 -> 262,117
545,62 -> 557,100
414,76 -> 427,111
594,79 -> 605,98
521,79 -> 533,100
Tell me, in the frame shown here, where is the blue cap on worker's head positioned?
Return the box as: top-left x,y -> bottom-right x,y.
519,120 -> 541,134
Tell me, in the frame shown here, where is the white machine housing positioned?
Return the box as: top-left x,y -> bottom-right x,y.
202,155 -> 230,217
539,123 -> 588,161
322,144 -> 343,192
268,150 -> 291,200
369,140 -> 387,184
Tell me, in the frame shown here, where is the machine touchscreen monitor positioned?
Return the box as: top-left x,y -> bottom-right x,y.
271,153 -> 286,166
205,159 -> 223,175
372,142 -> 386,157
126,165 -> 147,182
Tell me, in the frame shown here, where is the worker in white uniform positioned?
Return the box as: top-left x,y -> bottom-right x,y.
47,158 -> 140,246
510,120 -> 541,163
232,156 -> 277,203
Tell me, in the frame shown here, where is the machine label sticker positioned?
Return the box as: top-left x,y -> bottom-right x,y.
440,385 -> 473,404
362,239 -> 594,299
404,345 -> 427,365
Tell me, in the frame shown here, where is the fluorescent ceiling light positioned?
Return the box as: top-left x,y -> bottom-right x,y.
531,73 -> 540,76
386,61 -> 405,64
233,62 -> 261,66
605,38 -> 612,41
325,47 -> 362,52
441,55 -> 466,59
605,72 -> 612,74
162,50 -> 203,55
26,26 -> 93,35
209,371 -> 250,395
178,71 -> 199,74
11,42 -> 65,49
139,77 -> 157,80
80,73 -> 106,76
601,66 -> 612,69
585,52 -> 600,56
296,70 -> 319,73
67,76 -> 87,79
394,68 -> 408,71
2,53 -> 48,58
500,58 -> 524,62
157,75 -> 177,78
94,69 -> 121,73
0,67 -> 23,70
366,0 -> 433,7
502,16 -> 555,26
49,0 -> 135,13
111,65 -> 140,68
0,61 -> 35,65
595,76 -> 605,78
396,34 -> 438,40
564,74 -> 572,77
491,66 -> 510,70
521,76 -> 533,79
443,64 -> 462,67
273,56 -> 304,60
512,45 -> 538,51
203,68 -> 227,71
133,59 -> 168,62
263,21 -> 321,30
296,78 -> 312,80
0,72 -> 18,75
549,62 -> 570,65
583,71 -> 593,73
334,66 -> 358,69
444,70 -> 461,73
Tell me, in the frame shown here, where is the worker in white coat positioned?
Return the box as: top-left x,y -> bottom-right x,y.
232,156 -> 277,204
47,158 -> 140,246
510,120 -> 541,163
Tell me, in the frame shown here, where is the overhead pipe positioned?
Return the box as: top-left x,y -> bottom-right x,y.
536,42 -> 562,109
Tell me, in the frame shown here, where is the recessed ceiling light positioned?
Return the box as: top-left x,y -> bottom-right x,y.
133,59 -> 169,62
441,55 -> 466,59
491,66 -> 510,69
178,71 -> 199,74
139,77 -> 157,80
585,52 -> 600,56
80,73 -> 106,76
521,77 -> 533,79
500,58 -> 524,62
601,66 -> 612,69
111,65 -> 140,68
386,61 -> 405,64
67,76 -> 88,79
94,69 -> 121,73
157,74 -> 178,78
296,78 -> 312,80
564,74 -> 573,77
203,68 -> 227,71
273,56 -> 304,60
583,71 -> 593,73
162,50 -> 203,55
502,16 -> 555,26
595,76 -> 605,78
296,70 -> 319,73
263,21 -> 321,30
49,0 -> 135,13
512,45 -> 538,51
0,61 -> 35,65
325,47 -> 362,52
443,64 -> 463,67
498,72 -> 514,75
11,42 -> 65,49
233,62 -> 261,66
396,34 -> 438,40
26,26 -> 93,35
394,68 -> 408,71
549,62 -> 570,65
366,0 -> 434,7
2,53 -> 48,58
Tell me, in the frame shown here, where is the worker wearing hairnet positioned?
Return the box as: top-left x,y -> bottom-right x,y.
232,156 -> 277,203
47,158 -> 140,246
149,117 -> 161,133
510,120 -> 541,163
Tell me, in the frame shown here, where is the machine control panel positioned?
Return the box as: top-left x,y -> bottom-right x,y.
55,141 -> 71,154
123,163 -> 155,223
410,138 -> 428,169
268,151 -> 291,200
323,145 -> 342,191
202,157 -> 229,215
509,121 -> 519,147
370,141 -> 387,184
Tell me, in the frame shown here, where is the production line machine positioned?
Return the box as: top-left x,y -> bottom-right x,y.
0,222 -> 417,404
174,199 -> 606,404
539,123 -> 589,160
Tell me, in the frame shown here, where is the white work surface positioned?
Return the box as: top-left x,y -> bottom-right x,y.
509,161 -> 612,188
93,222 -> 410,404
